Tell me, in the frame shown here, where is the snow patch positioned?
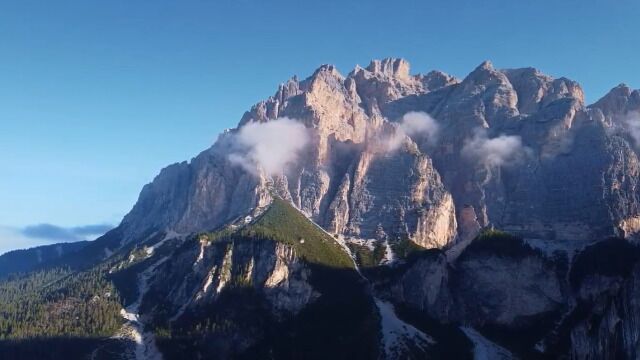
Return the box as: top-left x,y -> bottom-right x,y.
461,326 -> 514,360
375,298 -> 434,358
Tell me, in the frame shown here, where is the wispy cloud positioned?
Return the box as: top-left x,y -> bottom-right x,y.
624,112 -> 640,147
384,111 -> 440,152
461,128 -> 529,167
21,223 -> 113,242
228,118 -> 311,176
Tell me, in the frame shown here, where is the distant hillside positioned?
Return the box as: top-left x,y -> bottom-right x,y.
0,241 -> 88,278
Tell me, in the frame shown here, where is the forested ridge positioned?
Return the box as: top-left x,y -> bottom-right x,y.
0,263 -> 123,340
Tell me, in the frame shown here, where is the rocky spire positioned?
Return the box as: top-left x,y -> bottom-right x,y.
366,58 -> 411,81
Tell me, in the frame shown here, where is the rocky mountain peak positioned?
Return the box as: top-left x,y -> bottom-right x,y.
118,58 -> 640,256
502,67 -> 585,114
591,83 -> 640,123
612,83 -> 633,96
365,58 -> 411,81
462,60 -> 508,86
477,60 -> 494,71
418,70 -> 459,91
311,64 -> 344,81
349,58 -> 435,116
274,76 -> 303,104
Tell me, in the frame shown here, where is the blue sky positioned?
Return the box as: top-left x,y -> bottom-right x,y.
1,0 -> 639,253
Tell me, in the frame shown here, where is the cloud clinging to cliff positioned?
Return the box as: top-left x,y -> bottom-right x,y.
385,111 -> 440,151
462,129 -> 529,167
228,118 -> 311,176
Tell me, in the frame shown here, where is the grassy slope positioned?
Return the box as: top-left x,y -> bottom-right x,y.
241,198 -> 354,269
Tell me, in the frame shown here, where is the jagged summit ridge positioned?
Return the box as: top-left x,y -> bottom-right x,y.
121,58 -> 640,253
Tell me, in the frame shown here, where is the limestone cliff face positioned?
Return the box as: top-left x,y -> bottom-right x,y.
378,60 -> 640,249
121,58 -> 460,250
119,58 -> 640,252
570,263 -> 640,360
120,138 -> 272,242
321,139 -> 456,247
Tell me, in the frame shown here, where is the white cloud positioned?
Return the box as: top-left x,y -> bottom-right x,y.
385,111 -> 440,152
462,128 -> 529,167
228,118 -> 311,176
624,112 -> 640,147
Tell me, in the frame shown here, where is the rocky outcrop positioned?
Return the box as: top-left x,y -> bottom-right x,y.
590,84 -> 640,124
114,209 -> 379,360
502,67 -> 584,114
140,235 -> 317,319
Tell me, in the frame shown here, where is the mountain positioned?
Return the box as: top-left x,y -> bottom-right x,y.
2,58 -> 640,359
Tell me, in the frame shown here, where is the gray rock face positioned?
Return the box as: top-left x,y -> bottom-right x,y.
120,136 -> 273,242
570,264 -> 640,360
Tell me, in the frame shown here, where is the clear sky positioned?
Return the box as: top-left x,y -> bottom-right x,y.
1,0 -> 639,253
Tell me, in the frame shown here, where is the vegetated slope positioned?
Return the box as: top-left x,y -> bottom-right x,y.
0,232 -> 174,359
150,198 -> 379,359
244,197 -> 354,269
0,265 -> 124,359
